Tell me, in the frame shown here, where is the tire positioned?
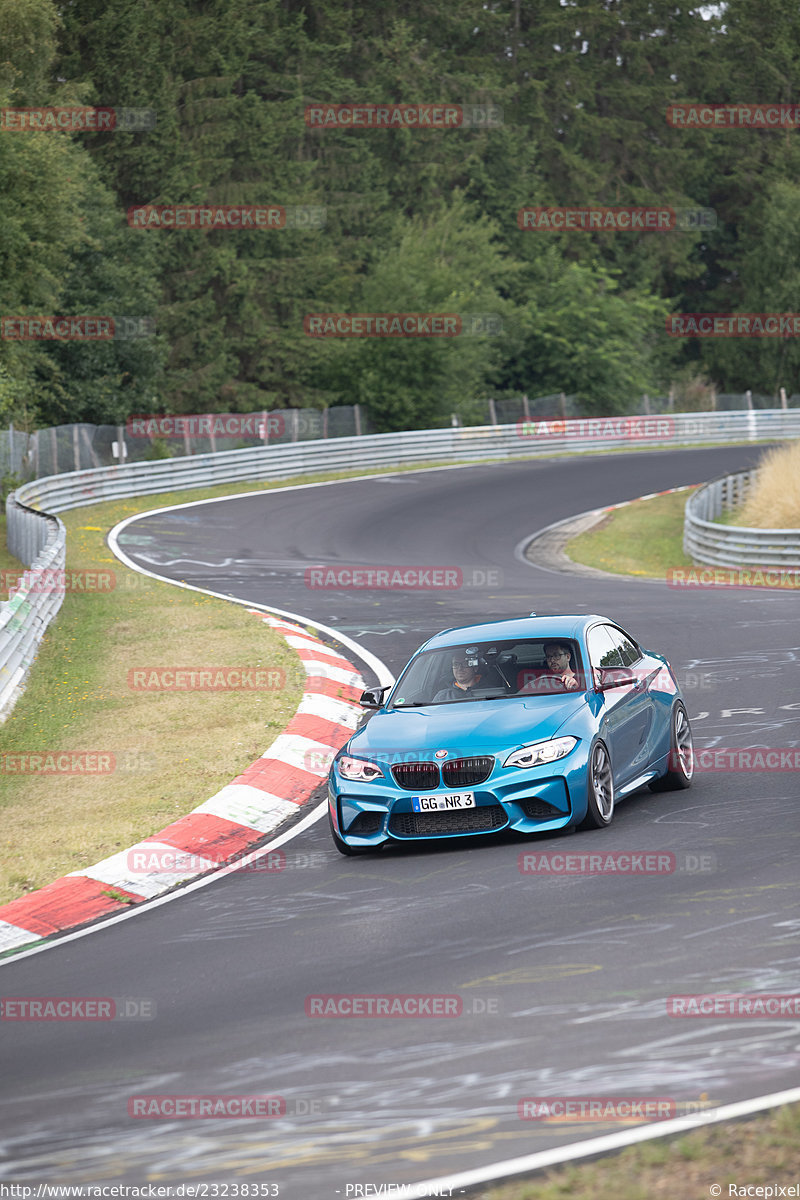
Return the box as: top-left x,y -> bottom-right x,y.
328,812 -> 380,856
649,702 -> 694,792
579,740 -> 615,829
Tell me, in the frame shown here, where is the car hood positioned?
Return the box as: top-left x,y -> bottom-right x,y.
347,694 -> 587,758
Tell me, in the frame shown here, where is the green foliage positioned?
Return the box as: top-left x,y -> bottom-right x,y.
142,438 -> 173,461
1,0 -> 797,430
315,195 -> 514,429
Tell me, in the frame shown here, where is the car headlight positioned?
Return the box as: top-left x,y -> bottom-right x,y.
503,736 -> 578,769
337,755 -> 386,782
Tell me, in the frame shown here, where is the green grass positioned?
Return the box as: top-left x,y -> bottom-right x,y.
565,490 -> 698,577
476,1101 -> 800,1200
0,492 -> 311,904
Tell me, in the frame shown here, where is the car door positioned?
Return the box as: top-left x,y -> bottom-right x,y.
587,624 -> 655,786
608,626 -> 657,776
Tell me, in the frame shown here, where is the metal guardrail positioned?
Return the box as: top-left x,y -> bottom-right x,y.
683,469 -> 800,568
0,496 -> 66,719
3,408 -> 800,720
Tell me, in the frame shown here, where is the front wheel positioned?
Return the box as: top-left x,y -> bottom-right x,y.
579,741 -> 615,829
649,702 -> 694,791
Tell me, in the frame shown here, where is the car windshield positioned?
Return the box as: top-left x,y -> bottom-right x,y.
389,638 -> 585,707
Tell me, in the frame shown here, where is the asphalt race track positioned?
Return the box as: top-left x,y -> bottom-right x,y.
2,444 -> 799,1196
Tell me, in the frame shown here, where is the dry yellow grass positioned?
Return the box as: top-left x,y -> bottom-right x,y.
736,440 -> 800,529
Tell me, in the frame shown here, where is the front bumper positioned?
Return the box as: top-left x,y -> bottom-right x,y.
329,756 -> 588,848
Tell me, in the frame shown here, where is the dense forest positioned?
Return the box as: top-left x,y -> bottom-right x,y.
2,0 -> 800,432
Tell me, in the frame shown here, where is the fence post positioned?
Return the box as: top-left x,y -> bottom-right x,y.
81,427 -> 102,468
559,393 -> 567,419
72,424 -> 81,471
780,386 -> 788,410
322,406 -> 329,438
488,398 -> 497,425
642,394 -> 650,415
522,394 -> 530,421
353,405 -> 362,436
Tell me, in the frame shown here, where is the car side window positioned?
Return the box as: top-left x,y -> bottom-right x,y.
587,625 -> 623,669
609,628 -> 641,667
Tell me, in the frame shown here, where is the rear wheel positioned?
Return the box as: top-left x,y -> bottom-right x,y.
579,741 -> 615,829
649,702 -> 694,791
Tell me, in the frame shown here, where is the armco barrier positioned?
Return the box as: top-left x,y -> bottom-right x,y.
1,497 -> 66,719
2,409 -> 799,720
683,469 -> 800,568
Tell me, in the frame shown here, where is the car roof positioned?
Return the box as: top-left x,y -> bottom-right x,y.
421,615 -> 611,651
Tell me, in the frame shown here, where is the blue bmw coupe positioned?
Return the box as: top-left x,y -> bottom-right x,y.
328,614 -> 694,854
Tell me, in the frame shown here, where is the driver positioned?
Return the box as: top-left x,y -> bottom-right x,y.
433,652 -> 484,701
543,642 -> 579,691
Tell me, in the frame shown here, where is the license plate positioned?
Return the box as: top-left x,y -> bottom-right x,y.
411,792 -> 476,812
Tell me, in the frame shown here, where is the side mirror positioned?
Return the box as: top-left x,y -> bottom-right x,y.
595,667 -> 637,691
359,686 -> 390,708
